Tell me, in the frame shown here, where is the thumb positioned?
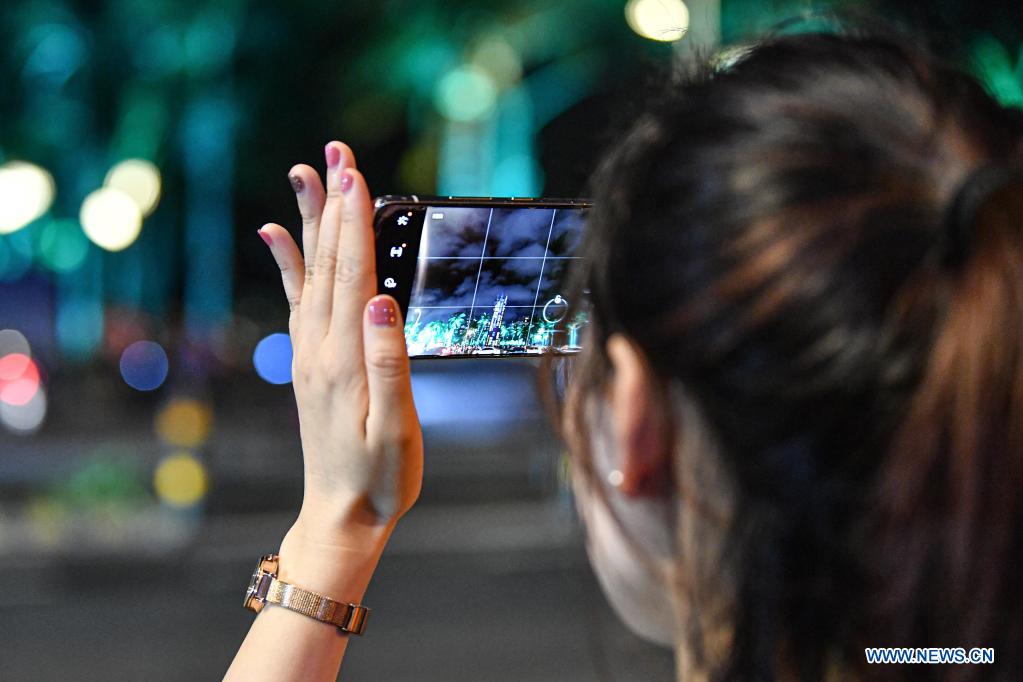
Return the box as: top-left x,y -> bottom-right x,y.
363,295 -> 414,432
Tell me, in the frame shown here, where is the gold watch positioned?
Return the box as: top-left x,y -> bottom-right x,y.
243,553 -> 370,635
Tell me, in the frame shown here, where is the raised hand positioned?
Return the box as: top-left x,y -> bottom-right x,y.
257,141 -> 423,540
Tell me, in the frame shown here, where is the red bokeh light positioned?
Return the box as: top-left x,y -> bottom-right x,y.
0,352 -> 30,381
0,353 -> 41,406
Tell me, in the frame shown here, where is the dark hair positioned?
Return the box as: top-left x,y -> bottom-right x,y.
560,30 -> 1023,680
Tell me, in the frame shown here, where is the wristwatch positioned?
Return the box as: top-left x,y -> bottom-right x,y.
243,553 -> 370,635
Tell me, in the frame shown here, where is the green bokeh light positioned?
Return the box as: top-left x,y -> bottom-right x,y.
37,218 -> 89,273
60,455 -> 149,509
434,66 -> 498,122
971,36 -> 1023,108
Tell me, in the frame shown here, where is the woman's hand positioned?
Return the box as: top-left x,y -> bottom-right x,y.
258,141 -> 423,541
225,142 -> 420,682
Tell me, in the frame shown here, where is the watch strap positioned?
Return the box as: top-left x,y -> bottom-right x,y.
244,553 -> 370,636
265,578 -> 370,635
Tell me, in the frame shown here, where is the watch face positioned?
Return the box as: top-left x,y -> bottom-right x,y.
243,558 -> 274,611
243,566 -> 261,610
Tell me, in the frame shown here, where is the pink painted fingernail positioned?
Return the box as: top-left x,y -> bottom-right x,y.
325,143 -> 341,168
368,296 -> 397,327
258,229 -> 272,246
340,169 -> 354,194
288,174 -> 304,193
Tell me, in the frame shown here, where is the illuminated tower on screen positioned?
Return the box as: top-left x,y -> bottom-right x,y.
486,294 -> 507,346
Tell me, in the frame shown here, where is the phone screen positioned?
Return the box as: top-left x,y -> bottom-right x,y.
374,200 -> 588,358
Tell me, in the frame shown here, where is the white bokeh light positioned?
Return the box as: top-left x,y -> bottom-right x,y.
0,329 -> 31,358
0,161 -> 56,234
104,159 -> 162,217
0,385 -> 47,434
80,187 -> 143,252
625,0 -> 690,42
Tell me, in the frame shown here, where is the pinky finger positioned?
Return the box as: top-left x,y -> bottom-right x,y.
258,223 -> 305,338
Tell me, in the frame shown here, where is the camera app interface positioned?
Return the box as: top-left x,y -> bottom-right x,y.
405,206 -> 586,357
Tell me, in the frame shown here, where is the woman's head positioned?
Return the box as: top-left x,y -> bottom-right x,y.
561,30 -> 1023,679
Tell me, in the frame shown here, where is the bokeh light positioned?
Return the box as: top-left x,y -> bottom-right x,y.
104,159 -> 162,217
625,0 -> 690,42
0,352 -> 31,381
252,333 -> 292,385
0,353 -> 41,406
119,340 -> 169,391
37,218 -> 90,272
79,187 -> 143,251
492,154 -> 544,196
24,23 -> 88,88
471,38 -> 522,87
0,385 -> 47,434
0,351 -> 31,384
434,66 -> 498,122
153,452 -> 209,507
0,329 -> 31,358
155,398 -> 212,448
0,161 -> 56,234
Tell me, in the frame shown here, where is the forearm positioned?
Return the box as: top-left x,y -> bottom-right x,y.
224,520 -> 392,682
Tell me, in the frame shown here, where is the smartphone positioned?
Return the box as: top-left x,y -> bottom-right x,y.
373,196 -> 590,358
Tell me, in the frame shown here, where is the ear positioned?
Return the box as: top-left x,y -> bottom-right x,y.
606,334 -> 673,499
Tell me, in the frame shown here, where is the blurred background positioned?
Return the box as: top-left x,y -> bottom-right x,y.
0,1 -> 1020,680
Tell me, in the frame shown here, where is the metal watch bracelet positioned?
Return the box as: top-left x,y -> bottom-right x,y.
243,553 -> 370,635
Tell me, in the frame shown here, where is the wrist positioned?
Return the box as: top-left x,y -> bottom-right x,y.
297,489 -> 402,533
277,518 -> 392,603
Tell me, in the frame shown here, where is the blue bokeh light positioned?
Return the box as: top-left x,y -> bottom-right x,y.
253,333 -> 292,385
119,340 -> 169,391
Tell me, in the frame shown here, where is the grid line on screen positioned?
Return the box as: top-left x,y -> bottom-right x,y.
526,209 -> 558,342
466,208 -> 495,324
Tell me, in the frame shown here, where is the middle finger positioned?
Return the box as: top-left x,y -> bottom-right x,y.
304,141 -> 354,340
329,166 -> 376,340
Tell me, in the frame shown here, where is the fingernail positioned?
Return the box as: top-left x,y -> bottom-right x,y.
368,296 -> 397,326
289,174 -> 304,193
341,169 -> 354,194
325,143 -> 341,168
258,228 -> 272,246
